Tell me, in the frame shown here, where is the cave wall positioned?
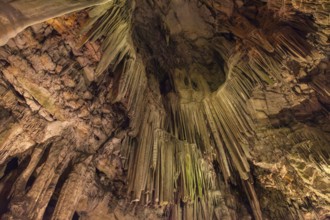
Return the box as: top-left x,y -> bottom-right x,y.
0,0 -> 329,219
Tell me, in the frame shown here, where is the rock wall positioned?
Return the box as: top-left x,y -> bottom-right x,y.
0,0 -> 329,219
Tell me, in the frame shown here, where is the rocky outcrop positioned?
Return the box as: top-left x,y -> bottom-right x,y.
0,0 -> 112,46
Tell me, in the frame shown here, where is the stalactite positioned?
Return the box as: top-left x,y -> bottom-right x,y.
76,0 -> 329,219
0,0 -> 328,219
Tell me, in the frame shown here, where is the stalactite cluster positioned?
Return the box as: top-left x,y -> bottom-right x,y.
0,0 -> 329,219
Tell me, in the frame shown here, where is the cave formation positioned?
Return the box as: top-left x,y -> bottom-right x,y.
0,0 -> 329,219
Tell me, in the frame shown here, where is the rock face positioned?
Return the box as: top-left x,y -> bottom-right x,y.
0,0 -> 329,220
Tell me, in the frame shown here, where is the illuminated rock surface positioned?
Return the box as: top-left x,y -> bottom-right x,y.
0,0 -> 329,219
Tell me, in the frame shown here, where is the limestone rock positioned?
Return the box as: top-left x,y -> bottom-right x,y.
0,0 -> 329,220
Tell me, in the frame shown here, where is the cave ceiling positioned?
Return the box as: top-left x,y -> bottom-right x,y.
0,0 -> 329,219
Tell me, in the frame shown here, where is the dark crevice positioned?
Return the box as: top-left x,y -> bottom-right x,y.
24,144 -> 52,191
2,157 -> 18,177
25,174 -> 36,191
72,211 -> 80,220
43,163 -> 74,220
36,143 -> 52,168
0,155 -> 31,217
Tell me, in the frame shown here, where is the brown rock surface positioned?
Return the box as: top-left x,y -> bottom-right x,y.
0,0 -> 329,219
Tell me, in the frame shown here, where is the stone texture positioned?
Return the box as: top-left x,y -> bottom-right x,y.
0,0 -> 329,220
